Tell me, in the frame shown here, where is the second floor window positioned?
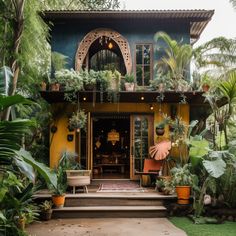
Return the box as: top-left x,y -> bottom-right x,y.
135,44 -> 152,86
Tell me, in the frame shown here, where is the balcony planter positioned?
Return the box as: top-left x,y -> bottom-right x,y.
202,83 -> 210,92
124,82 -> 135,91
50,82 -> 60,91
41,82 -> 47,91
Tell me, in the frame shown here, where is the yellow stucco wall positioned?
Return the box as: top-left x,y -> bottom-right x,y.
49,102 -> 190,168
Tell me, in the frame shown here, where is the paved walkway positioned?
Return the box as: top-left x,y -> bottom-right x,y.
27,218 -> 187,236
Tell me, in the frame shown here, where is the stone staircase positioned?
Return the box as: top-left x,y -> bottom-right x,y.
51,193 -> 172,218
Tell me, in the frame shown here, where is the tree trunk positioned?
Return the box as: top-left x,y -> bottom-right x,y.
3,0 -> 25,121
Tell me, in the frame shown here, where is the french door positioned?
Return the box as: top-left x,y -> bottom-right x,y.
130,115 -> 154,180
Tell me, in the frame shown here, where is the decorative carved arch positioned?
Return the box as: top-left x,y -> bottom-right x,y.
75,28 -> 132,74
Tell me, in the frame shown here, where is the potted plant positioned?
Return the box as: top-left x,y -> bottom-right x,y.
50,165 -> 67,208
171,164 -> 196,204
39,200 -> 53,221
155,32 -> 193,88
55,69 -> 83,101
82,69 -> 97,90
156,178 -> 174,195
60,151 -> 91,194
68,110 -> 87,132
108,70 -> 121,102
124,73 -> 135,91
156,115 -> 171,136
200,73 -> 212,92
149,74 -> 172,92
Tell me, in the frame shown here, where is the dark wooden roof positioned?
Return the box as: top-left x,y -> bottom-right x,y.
40,91 -> 208,105
43,9 -> 214,43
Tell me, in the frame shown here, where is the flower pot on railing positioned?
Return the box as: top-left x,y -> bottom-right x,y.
124,82 -> 135,91
41,82 -> 47,91
50,82 -> 60,91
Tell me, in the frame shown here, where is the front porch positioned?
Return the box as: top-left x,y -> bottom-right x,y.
35,180 -> 176,218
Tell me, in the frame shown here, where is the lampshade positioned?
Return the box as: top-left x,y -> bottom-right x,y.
107,129 -> 120,145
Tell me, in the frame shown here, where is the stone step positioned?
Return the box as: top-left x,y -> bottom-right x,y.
65,195 -> 164,207
52,205 -> 167,218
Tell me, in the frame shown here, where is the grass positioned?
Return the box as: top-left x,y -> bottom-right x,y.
169,217 -> 236,236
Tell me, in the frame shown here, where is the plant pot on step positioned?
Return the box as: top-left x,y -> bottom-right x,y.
52,194 -> 65,208
40,209 -> 53,221
16,216 -> 26,230
175,186 -> 191,204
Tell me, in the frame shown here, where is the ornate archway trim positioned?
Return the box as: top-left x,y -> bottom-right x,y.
75,28 -> 132,74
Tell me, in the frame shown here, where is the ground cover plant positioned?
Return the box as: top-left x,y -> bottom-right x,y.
170,217 -> 236,236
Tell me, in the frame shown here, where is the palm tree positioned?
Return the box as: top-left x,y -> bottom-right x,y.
155,32 -> 193,83
193,37 -> 236,77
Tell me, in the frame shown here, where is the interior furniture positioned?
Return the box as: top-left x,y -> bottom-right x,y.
135,159 -> 162,187
66,170 -> 91,194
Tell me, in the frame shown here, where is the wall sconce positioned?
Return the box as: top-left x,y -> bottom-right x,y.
107,129 -> 120,145
141,96 -> 144,101
150,104 -> 154,110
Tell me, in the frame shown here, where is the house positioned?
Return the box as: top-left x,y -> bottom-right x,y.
41,9 -> 214,180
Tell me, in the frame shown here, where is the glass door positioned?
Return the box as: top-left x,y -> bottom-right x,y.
130,115 -> 154,180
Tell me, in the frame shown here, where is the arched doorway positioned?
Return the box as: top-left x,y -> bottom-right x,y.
75,28 -> 132,74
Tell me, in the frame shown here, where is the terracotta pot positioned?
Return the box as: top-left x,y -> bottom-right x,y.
41,82 -> 47,91
17,217 -> 26,230
50,83 -> 60,91
124,82 -> 135,91
156,127 -> 165,136
40,209 -> 53,221
52,194 -> 65,208
158,83 -> 165,92
202,84 -> 210,92
175,186 -> 191,204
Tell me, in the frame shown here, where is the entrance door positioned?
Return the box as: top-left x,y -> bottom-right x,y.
130,115 -> 154,180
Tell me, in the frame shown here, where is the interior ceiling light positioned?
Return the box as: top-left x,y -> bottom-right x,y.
83,97 -> 87,101
108,42 -> 113,49
107,129 -> 120,146
141,96 -> 144,101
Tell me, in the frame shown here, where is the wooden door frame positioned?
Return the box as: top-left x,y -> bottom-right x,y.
130,114 -> 154,180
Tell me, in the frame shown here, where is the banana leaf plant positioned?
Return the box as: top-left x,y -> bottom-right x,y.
0,66 -> 57,188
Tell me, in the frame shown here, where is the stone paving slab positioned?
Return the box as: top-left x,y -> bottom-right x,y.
27,218 -> 187,236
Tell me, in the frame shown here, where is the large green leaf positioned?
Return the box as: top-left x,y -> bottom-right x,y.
218,71 -> 236,103
0,119 -> 35,161
0,94 -> 33,112
189,138 -> 209,167
203,158 -> 226,178
14,157 -> 35,182
17,149 -> 57,190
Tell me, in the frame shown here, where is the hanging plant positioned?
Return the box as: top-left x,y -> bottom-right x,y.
68,110 -> 87,132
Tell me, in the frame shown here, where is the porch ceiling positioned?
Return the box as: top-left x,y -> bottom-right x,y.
40,91 -> 209,105
43,9 -> 214,44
